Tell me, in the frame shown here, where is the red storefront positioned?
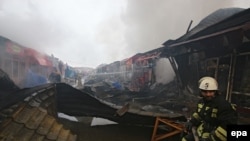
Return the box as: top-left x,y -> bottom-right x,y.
0,39 -> 52,87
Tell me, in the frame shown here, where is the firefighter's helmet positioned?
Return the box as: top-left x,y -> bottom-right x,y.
198,76 -> 218,90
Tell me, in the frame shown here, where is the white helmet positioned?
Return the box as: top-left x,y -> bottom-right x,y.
198,76 -> 218,90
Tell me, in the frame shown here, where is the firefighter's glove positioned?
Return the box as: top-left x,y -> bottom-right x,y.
184,122 -> 193,133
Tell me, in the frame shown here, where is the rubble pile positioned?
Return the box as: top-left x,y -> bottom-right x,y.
83,78 -> 200,119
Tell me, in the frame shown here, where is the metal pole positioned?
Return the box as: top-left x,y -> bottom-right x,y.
228,52 -> 237,102
186,20 -> 193,33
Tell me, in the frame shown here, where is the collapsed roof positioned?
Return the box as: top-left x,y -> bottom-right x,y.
161,7 -> 250,123
163,7 -> 250,53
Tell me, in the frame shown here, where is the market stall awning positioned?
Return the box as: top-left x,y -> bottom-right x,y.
25,48 -> 52,67
5,41 -> 25,56
35,55 -> 52,66
136,52 -> 161,62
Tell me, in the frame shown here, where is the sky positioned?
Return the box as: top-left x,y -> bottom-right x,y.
0,0 -> 249,68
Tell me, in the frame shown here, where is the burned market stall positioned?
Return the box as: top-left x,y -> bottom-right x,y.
86,48 -> 163,92
162,8 -> 250,123
1,68 -> 186,134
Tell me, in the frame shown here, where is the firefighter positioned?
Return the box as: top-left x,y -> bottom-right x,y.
182,76 -> 237,141
49,67 -> 61,83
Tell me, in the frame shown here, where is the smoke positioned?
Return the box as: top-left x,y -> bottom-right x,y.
121,0 -> 243,55
154,58 -> 175,84
0,0 -> 249,68
0,1 -> 70,51
0,0 -> 128,68
120,0 -> 249,83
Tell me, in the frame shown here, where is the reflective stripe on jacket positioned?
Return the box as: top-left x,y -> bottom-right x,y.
190,95 -> 237,141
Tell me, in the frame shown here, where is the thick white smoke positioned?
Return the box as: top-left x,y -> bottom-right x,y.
154,58 -> 175,84
0,0 -> 249,67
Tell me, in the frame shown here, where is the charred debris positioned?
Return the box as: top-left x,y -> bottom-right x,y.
163,7 -> 250,124
0,69 -> 185,141
83,7 -> 250,124
1,7 -> 250,141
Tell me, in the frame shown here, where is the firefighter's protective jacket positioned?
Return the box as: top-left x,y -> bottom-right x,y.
190,95 -> 237,141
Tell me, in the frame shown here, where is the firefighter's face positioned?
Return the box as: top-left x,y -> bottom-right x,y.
201,90 -> 215,100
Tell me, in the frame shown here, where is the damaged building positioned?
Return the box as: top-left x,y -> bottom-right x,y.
162,7 -> 250,123
1,7 -> 250,141
84,7 -> 250,124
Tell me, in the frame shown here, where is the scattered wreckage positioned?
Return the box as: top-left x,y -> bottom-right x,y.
1,7 -> 250,141
86,7 -> 250,124
0,68 -> 187,140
